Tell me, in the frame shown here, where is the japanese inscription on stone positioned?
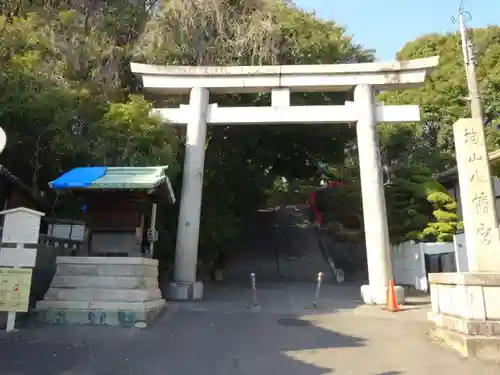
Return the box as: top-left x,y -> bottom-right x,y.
454,118 -> 500,271
472,192 -> 489,215
465,127 -> 493,245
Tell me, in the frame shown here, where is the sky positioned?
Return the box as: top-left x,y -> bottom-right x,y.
294,0 -> 499,60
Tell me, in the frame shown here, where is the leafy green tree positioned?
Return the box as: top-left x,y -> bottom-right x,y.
0,0 -> 380,273
378,26 -> 500,173
133,0 -> 375,266
386,165 -> 460,243
421,192 -> 461,242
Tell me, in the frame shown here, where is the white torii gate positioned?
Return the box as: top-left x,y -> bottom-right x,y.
131,56 -> 439,303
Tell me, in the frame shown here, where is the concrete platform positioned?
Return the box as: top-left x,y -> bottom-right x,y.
168,281 -> 203,300
429,313 -> 500,362
35,257 -> 166,327
428,272 -> 500,363
36,301 -> 166,327
360,284 -> 405,305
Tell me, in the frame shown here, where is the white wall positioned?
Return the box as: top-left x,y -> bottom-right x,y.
423,242 -> 455,255
392,241 -> 427,291
453,232 -> 469,272
392,241 -> 455,292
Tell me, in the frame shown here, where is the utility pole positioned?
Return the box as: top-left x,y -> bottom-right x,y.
457,5 -> 484,122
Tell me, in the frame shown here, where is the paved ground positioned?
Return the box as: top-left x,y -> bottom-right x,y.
1,282 -> 499,375
1,205 -> 498,374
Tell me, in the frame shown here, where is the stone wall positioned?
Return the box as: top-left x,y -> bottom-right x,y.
428,273 -> 500,362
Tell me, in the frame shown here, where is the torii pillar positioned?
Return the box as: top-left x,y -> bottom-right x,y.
131,57 -> 439,302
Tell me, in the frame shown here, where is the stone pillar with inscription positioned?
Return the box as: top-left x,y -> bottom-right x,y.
455,118 -> 500,271
428,118 -> 500,363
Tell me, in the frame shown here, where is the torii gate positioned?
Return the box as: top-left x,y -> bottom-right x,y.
131,56 -> 439,303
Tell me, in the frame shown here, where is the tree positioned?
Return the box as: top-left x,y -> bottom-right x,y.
0,0 -> 378,272
386,165 -> 460,244
421,191 -> 461,243
0,11 -> 179,185
378,26 -> 500,173
133,0 -> 375,266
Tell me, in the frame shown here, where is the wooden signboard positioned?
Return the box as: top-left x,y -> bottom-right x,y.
1,208 -> 44,245
0,247 -> 37,268
0,267 -> 32,313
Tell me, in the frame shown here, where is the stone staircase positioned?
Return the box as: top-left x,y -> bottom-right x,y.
36,257 -> 166,327
224,205 -> 335,283
275,207 -> 334,282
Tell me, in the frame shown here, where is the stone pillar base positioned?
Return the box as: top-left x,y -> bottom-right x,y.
35,256 -> 166,327
168,281 -> 203,300
428,272 -> 500,363
428,312 -> 500,363
360,284 -> 405,305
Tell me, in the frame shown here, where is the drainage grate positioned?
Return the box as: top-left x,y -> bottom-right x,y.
277,318 -> 311,327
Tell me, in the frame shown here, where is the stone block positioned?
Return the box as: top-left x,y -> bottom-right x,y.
436,284 -> 486,320
43,288 -> 162,302
56,264 -> 158,277
168,281 -> 203,300
89,300 -> 165,311
56,256 -> 159,266
428,271 -> 500,363
50,275 -> 158,289
430,284 -> 439,313
429,272 -> 500,286
430,327 -> 500,364
360,284 -> 405,305
36,256 -> 165,327
428,311 -> 500,336
96,265 -> 158,277
483,286 -> 500,320
36,300 -> 166,327
37,299 -> 165,311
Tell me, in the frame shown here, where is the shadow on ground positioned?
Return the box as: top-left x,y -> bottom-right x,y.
0,308 -> 365,375
1,282 -> 498,375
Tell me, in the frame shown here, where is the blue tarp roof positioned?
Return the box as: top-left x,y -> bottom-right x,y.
50,167 -> 107,189
49,166 -> 176,203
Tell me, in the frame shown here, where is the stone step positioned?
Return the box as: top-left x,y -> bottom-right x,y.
43,287 -> 162,302
37,256 -> 165,327
36,300 -> 166,327
56,256 -> 159,266
37,298 -> 165,311
56,264 -> 158,277
54,256 -> 159,277
50,275 -> 158,289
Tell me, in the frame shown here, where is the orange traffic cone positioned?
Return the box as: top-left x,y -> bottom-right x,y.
386,279 -> 400,312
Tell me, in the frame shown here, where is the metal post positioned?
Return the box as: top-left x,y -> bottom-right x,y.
313,272 -> 324,309
147,203 -> 157,258
6,312 -> 15,332
250,272 -> 258,307
6,244 -> 23,332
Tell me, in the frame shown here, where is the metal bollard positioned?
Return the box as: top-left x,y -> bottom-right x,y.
250,272 -> 258,307
313,272 -> 324,309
